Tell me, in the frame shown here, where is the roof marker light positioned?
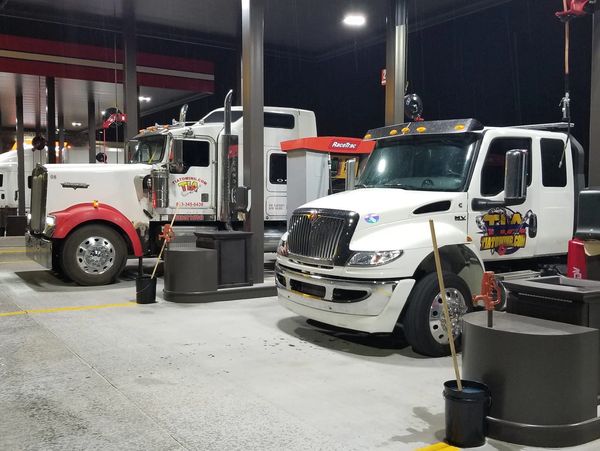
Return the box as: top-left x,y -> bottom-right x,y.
343,14 -> 366,27
401,127 -> 410,134
416,126 -> 427,133
389,129 -> 398,135
364,133 -> 372,139
455,124 -> 465,131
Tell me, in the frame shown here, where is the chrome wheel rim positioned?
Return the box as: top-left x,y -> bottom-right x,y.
429,288 -> 468,345
76,236 -> 116,275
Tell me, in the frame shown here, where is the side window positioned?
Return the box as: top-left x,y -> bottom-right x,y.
269,153 -> 287,184
182,140 -> 210,169
27,176 -> 32,189
0,174 -> 3,187
541,138 -> 567,187
480,137 -> 532,196
264,113 -> 295,129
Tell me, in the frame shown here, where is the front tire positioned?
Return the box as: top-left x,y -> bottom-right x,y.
403,272 -> 472,357
61,224 -> 127,286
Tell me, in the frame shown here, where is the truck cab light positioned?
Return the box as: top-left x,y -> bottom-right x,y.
389,129 -> 398,136
92,200 -> 99,208
416,127 -> 427,133
401,127 -> 410,134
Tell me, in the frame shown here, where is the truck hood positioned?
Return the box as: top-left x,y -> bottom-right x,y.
44,163 -> 150,174
301,188 -> 469,251
302,188 -> 464,222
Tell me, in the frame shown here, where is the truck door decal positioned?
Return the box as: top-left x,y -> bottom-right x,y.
172,176 -> 207,196
476,207 -> 536,255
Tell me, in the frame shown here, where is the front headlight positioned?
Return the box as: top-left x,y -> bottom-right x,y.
276,232 -> 289,257
43,215 -> 56,236
347,250 -> 403,267
26,213 -> 32,226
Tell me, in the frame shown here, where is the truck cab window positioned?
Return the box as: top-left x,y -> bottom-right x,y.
130,135 -> 166,164
0,174 -> 3,187
541,139 -> 567,187
480,137 -> 532,196
264,113 -> 295,129
27,176 -> 32,189
182,140 -> 210,169
269,153 -> 287,184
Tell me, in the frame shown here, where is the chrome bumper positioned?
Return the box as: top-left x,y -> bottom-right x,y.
275,262 -> 399,316
25,232 -> 53,269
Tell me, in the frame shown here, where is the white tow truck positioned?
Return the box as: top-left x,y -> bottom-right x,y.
276,118 -> 586,356
26,94 -> 317,285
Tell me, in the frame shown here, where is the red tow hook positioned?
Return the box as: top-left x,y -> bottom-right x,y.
472,271 -> 501,328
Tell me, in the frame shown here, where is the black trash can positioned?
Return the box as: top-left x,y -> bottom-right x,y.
136,275 -> 157,304
443,379 -> 490,448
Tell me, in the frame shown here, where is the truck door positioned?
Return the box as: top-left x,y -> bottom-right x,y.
468,132 -> 539,261
169,138 -> 216,214
535,137 -> 573,255
265,149 -> 287,220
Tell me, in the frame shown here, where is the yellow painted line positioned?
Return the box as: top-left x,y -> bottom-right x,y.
0,249 -> 26,254
0,302 -> 136,317
415,443 -> 460,451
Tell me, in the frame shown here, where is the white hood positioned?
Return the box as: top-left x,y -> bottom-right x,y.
301,188 -> 469,251
304,188 -> 464,222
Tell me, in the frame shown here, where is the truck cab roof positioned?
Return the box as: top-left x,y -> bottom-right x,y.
365,118 -> 573,142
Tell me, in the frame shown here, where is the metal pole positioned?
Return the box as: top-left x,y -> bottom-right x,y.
16,78 -> 25,216
58,110 -> 64,163
46,76 -> 56,164
589,12 -> 600,185
88,96 -> 96,163
241,0 -> 265,284
385,0 -> 408,125
123,0 -> 139,143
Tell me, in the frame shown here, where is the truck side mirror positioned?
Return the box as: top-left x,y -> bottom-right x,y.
504,149 -> 527,205
171,139 -> 183,164
169,139 -> 185,174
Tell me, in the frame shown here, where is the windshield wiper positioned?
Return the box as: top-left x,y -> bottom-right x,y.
382,184 -> 410,189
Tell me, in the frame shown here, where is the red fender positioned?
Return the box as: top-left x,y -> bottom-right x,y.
50,202 -> 143,257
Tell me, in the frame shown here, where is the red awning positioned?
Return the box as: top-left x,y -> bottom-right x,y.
281,137 -> 375,155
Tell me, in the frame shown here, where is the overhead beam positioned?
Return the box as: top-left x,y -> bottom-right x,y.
241,0 -> 265,284
16,77 -> 25,216
590,12 -> 600,185
385,0 -> 408,125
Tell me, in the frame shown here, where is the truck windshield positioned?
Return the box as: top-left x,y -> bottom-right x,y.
357,134 -> 479,192
129,135 -> 166,164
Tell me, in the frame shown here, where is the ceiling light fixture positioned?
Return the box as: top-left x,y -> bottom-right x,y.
343,13 -> 366,27
139,96 -> 151,102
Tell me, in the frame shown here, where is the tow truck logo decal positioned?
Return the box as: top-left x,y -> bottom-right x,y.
172,176 -> 207,196
476,207 -> 536,256
364,213 -> 380,224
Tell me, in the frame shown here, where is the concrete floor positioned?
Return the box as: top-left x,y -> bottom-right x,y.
1,236 -> 600,451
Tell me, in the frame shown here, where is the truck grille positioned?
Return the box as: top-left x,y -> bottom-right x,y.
287,208 -> 358,265
30,165 -> 47,234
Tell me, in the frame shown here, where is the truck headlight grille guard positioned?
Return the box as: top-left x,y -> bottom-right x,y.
287,208 -> 359,266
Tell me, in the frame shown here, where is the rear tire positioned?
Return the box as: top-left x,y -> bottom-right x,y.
61,224 -> 127,286
403,272 -> 472,357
